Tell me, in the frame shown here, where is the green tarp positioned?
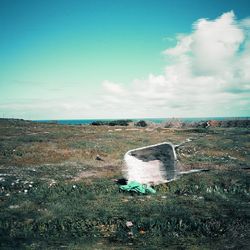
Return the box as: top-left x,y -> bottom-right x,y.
119,181 -> 156,194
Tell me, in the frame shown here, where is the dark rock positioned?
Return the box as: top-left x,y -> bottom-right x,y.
91,121 -> 105,126
91,119 -> 132,126
95,155 -> 104,161
135,120 -> 147,127
108,120 -> 132,126
115,178 -> 128,185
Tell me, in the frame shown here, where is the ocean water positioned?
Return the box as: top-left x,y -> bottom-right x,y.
34,117 -> 249,125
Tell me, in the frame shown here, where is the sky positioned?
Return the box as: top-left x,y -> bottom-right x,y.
0,0 -> 250,119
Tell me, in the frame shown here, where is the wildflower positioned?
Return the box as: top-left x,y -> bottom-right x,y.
128,231 -> 133,236
9,205 -> 20,209
126,221 -> 133,227
49,180 -> 56,187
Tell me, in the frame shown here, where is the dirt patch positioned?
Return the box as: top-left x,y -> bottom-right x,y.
73,170 -> 99,181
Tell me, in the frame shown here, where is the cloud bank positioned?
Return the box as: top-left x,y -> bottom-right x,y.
1,11 -> 250,119
100,11 -> 250,118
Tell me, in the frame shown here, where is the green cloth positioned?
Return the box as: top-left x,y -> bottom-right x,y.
119,181 -> 156,194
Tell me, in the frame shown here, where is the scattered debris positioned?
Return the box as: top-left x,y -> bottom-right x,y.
180,169 -> 210,175
123,141 -> 210,185
96,155 -> 104,161
114,178 -> 128,185
119,181 -> 156,194
124,142 -> 178,185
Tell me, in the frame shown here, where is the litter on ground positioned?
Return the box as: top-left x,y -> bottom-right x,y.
119,181 -> 156,194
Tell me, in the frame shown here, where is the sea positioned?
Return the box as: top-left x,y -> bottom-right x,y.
33,117 -> 249,125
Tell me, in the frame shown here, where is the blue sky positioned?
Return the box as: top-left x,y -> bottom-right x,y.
0,0 -> 250,119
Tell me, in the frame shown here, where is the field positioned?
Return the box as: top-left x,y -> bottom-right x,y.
0,119 -> 249,249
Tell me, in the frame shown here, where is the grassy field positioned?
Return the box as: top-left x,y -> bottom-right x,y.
0,119 -> 249,249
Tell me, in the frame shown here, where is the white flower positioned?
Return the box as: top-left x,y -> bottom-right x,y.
126,221 -> 133,227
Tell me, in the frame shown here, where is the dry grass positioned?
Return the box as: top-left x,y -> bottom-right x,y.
0,119 -> 249,249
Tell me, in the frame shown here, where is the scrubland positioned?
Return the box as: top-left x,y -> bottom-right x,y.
0,119 -> 249,249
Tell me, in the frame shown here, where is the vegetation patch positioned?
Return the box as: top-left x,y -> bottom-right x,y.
0,119 -> 249,248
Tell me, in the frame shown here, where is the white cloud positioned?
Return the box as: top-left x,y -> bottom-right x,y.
2,11 -> 250,119
102,80 -> 127,95
0,98 -> 94,120
98,11 -> 250,118
191,11 -> 244,75
164,34 -> 193,57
